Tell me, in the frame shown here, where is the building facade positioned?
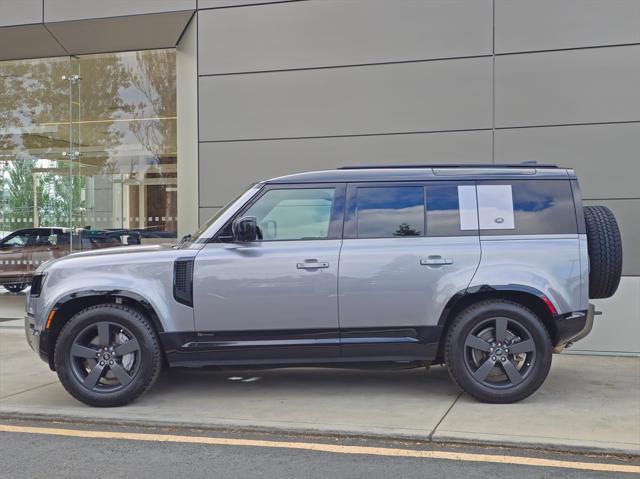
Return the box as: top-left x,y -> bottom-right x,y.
0,0 -> 638,354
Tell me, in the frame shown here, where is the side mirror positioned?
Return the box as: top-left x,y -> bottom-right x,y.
232,216 -> 258,242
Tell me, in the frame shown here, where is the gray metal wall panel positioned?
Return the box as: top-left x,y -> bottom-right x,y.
198,0 -> 297,8
198,131 -> 492,207
495,0 -> 640,53
0,0 -> 42,26
198,58 -> 492,141
0,25 -> 67,60
198,0 -> 492,74
495,45 -> 640,128
494,123 -> 640,200
582,199 -> 639,276
44,0 -> 195,22
199,207 -> 220,226
46,11 -> 193,55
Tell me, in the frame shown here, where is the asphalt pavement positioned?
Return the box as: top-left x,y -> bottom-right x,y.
0,419 -> 638,479
1,290 -> 639,457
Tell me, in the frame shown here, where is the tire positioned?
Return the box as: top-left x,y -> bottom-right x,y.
445,300 -> 552,403
3,283 -> 28,293
584,205 -> 623,299
54,303 -> 162,407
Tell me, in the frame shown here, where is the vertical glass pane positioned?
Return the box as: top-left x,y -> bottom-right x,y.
74,50 -> 177,249
1,56 -> 75,294
0,49 -> 177,302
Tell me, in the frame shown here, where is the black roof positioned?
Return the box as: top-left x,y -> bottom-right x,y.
337,163 -> 559,170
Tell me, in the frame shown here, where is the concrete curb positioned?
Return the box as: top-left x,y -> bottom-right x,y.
1,410 -> 637,458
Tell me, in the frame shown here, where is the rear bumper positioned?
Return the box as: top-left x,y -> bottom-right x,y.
554,303 -> 596,350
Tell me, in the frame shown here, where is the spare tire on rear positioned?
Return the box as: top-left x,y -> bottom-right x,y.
584,205 -> 623,299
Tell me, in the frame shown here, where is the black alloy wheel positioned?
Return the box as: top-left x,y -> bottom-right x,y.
463,316 -> 536,389
445,300 -> 552,403
68,321 -> 142,392
54,304 -> 161,407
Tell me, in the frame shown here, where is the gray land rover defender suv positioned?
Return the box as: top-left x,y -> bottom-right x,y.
24,164 -> 623,406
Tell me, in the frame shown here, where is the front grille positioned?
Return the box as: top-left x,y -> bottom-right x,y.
173,258 -> 194,307
30,274 -> 44,296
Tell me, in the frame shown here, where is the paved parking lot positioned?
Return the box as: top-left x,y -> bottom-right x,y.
1,309 -> 638,455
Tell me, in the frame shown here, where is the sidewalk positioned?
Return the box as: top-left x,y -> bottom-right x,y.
1,318 -> 639,456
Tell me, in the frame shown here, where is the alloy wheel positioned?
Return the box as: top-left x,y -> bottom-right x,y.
69,321 -> 141,392
464,316 -> 537,389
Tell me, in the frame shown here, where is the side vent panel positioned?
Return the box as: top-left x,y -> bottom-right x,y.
173,258 -> 195,307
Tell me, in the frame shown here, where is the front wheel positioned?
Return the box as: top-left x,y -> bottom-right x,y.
54,303 -> 162,407
444,300 -> 552,403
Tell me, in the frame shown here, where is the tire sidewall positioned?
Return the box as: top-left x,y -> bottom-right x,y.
54,304 -> 160,407
445,301 -> 552,403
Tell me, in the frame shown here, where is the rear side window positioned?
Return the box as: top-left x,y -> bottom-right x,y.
477,180 -> 577,235
425,183 -> 478,236
355,186 -> 424,238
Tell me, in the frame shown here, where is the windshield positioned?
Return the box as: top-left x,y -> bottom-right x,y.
188,184 -> 258,243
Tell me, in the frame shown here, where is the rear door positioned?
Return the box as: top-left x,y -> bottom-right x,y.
338,182 -> 481,358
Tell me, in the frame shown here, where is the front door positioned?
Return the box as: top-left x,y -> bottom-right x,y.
192,184 -> 345,361
338,182 -> 481,359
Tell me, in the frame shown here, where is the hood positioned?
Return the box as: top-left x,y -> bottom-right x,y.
37,244 -> 180,273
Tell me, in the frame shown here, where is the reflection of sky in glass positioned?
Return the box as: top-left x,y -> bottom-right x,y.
0,50 -> 176,170
426,185 -> 459,211
356,187 -> 424,237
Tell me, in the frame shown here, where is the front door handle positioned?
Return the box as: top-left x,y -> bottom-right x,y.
420,256 -> 453,266
296,260 -> 329,269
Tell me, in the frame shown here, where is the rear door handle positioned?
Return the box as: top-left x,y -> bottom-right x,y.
420,256 -> 453,266
296,260 -> 329,269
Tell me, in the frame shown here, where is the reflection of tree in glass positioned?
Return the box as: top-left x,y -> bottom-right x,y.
0,55 -> 130,228
393,222 -> 421,237
127,50 -> 176,164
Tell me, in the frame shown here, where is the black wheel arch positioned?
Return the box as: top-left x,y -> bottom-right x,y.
43,290 -> 164,371
436,285 -> 559,362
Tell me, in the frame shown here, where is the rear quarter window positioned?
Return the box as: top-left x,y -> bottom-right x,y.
478,179 -> 577,235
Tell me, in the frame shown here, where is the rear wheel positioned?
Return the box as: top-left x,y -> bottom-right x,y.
3,283 -> 28,293
445,300 -> 552,403
54,303 -> 162,407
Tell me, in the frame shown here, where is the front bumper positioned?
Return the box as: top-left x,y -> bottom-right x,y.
554,303 -> 596,351
24,314 -> 51,366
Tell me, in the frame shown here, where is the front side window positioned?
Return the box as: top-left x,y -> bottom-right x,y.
2,234 -> 27,247
355,186 -> 424,238
244,188 -> 336,241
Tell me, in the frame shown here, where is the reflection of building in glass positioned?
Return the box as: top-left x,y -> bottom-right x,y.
0,50 -> 177,244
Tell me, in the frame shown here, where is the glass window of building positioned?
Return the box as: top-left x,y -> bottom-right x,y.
0,50 -> 177,292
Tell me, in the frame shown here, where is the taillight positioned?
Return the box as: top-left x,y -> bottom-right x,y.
542,296 -> 558,316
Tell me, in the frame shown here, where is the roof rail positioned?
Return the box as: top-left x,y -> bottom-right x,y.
336,163 -> 559,170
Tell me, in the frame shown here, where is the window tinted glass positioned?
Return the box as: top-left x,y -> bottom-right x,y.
425,183 -> 477,236
356,186 -> 424,238
3,234 -> 26,246
478,180 -> 577,235
244,188 -> 335,241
